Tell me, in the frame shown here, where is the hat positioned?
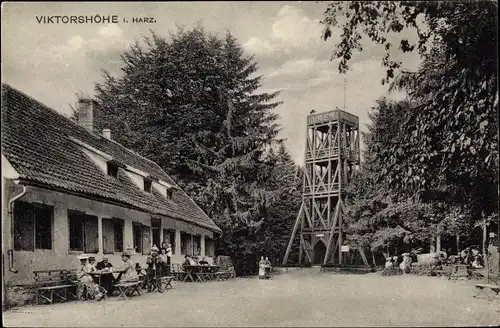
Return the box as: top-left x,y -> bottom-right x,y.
78,254 -> 89,260
89,256 -> 96,260
121,252 -> 131,258
151,246 -> 159,252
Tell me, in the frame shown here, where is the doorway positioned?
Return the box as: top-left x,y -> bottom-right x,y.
313,240 -> 327,265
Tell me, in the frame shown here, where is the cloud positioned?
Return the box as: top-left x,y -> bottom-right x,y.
243,5 -> 327,55
35,24 -> 128,61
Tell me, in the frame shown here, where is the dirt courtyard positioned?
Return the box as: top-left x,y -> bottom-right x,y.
3,270 -> 499,327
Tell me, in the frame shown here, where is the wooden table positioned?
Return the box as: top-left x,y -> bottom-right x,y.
204,266 -> 220,281
89,271 -> 116,295
89,271 -> 115,284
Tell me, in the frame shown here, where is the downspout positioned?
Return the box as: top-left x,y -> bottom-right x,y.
7,184 -> 27,273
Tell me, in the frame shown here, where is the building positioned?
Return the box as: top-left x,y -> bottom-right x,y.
1,84 -> 221,290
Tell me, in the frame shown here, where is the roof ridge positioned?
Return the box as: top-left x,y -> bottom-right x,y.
2,83 -> 104,138
3,83 -> 169,178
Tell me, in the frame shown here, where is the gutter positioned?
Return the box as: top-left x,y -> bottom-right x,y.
18,178 -> 221,233
7,182 -> 27,273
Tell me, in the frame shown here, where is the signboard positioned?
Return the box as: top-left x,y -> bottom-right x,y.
315,234 -> 325,238
341,245 -> 350,252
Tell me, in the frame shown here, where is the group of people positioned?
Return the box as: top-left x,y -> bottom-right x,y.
258,256 -> 272,279
183,255 -> 210,267
384,254 -> 413,274
76,241 -> 174,299
76,252 -> 139,301
445,246 -> 485,269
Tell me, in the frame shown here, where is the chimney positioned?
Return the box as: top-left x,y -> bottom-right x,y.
102,129 -> 111,140
77,99 -> 94,132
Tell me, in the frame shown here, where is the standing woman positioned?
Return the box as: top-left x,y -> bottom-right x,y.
258,256 -> 266,279
165,243 -> 173,275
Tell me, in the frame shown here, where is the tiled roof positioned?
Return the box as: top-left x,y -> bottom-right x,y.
1,84 -> 221,233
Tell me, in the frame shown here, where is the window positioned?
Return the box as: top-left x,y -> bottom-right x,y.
144,178 -> 152,193
181,232 -> 192,255
102,218 -> 124,254
107,161 -> 118,178
163,229 -> 176,255
205,237 -> 215,257
14,202 -> 53,251
68,210 -> 98,253
193,235 -> 201,256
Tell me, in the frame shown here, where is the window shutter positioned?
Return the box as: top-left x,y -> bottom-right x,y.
142,225 -> 151,255
114,218 -> 124,252
84,215 -> 99,253
102,218 -> 115,254
14,202 -> 35,251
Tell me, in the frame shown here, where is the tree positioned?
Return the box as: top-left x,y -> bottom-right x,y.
322,1 -> 498,249
91,26 -> 300,275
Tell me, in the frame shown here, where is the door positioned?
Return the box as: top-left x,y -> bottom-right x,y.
133,223 -> 143,254
313,240 -> 326,265
142,225 -> 151,255
151,218 -> 161,248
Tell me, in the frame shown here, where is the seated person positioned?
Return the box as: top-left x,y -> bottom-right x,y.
199,256 -> 209,266
88,256 -> 98,271
183,255 -> 198,266
96,257 -> 114,295
472,255 -> 484,269
76,254 -> 96,300
96,257 -> 113,270
114,252 -> 139,283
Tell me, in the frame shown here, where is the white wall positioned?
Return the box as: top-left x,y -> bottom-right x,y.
2,184 -> 216,285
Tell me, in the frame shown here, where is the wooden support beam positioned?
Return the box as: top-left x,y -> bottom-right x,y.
301,235 -> 313,263
282,203 -> 304,265
323,201 -> 340,265
358,247 -> 369,267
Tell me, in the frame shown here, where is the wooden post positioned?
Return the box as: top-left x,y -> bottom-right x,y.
456,235 -> 460,255
482,220 -> 487,258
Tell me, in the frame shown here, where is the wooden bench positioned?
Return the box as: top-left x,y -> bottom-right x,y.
33,269 -> 77,304
171,264 -> 186,281
473,283 -> 500,300
148,276 -> 174,292
114,280 -> 142,300
449,264 -> 470,280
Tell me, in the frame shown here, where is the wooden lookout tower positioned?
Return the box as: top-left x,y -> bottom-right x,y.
282,109 -> 361,266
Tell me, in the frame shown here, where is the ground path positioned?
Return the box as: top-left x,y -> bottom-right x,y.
3,270 -> 499,327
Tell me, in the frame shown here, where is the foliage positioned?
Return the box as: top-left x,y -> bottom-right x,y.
91,26 -> 300,275
322,1 -> 498,251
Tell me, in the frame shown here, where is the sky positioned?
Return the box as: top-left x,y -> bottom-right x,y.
1,1 -> 422,165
